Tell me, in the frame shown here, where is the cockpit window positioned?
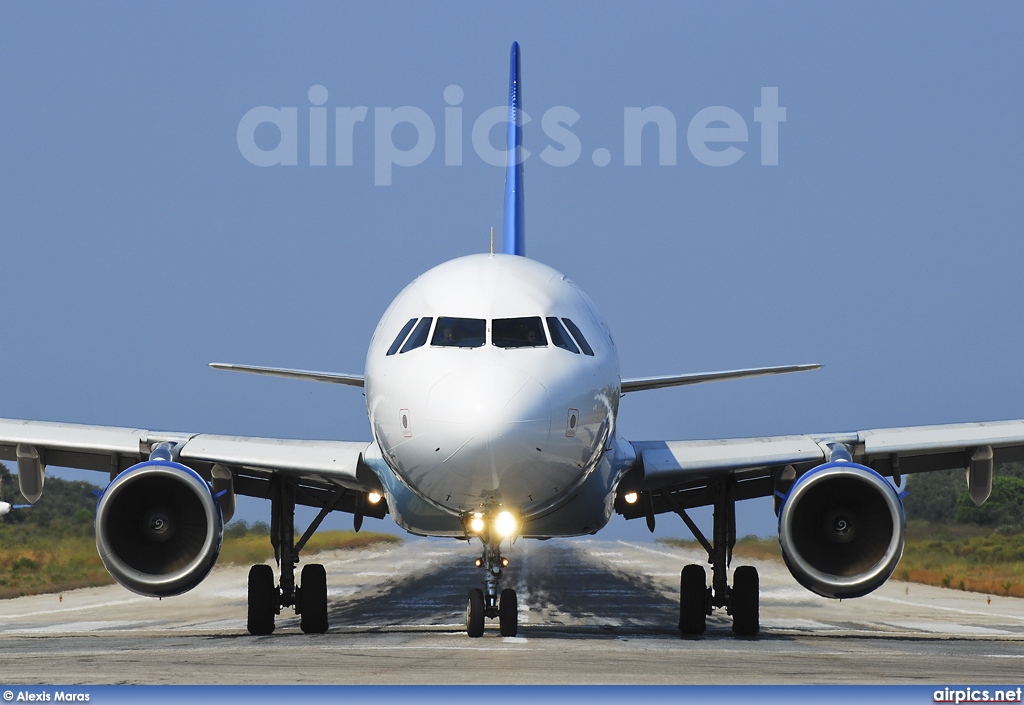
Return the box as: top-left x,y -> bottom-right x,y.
431,317 -> 486,348
546,317 -> 580,354
492,317 -> 547,348
400,317 -> 433,353
562,318 -> 594,356
386,318 -> 418,356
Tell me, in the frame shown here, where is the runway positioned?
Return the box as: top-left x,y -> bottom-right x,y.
1,538 -> 1023,684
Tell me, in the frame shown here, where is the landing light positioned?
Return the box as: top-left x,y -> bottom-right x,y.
367,492 -> 382,505
495,511 -> 518,538
624,492 -> 639,505
470,516 -> 486,533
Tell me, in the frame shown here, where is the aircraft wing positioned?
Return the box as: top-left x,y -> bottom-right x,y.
0,417 -> 384,516
622,419 -> 1024,516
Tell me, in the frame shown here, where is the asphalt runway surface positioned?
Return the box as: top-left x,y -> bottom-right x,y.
1,538 -> 1023,684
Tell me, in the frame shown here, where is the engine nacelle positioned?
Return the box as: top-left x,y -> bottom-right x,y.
95,460 -> 223,597
778,461 -> 905,599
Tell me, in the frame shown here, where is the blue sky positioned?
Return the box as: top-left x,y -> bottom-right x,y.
1,3 -> 1022,540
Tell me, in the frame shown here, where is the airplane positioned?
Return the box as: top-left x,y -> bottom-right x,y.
2,42 -> 1022,639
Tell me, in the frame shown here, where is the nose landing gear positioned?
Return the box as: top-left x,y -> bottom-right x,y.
465,540 -> 517,637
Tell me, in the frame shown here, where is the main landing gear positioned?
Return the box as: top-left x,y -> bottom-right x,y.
466,540 -> 517,637
246,477 -> 331,635
669,477 -> 759,637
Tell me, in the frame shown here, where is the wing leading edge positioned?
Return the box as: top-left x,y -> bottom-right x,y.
621,419 -> 1024,516
0,417 -> 383,516
208,362 -> 364,387
621,363 -> 821,393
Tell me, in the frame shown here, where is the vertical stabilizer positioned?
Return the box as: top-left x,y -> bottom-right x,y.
503,42 -> 525,256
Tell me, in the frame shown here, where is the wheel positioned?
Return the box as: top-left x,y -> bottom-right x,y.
678,564 -> 707,636
247,564 -> 277,636
499,588 -> 518,637
300,563 -> 329,634
466,588 -> 485,637
731,565 -> 759,636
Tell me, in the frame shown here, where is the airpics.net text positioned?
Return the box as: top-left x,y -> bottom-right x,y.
236,85 -> 786,185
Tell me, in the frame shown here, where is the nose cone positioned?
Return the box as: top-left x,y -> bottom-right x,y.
422,364 -> 552,505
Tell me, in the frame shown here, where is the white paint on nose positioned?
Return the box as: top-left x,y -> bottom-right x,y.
426,365 -> 550,433
423,364 -> 553,502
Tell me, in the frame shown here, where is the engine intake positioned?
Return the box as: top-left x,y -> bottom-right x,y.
778,461 -> 905,599
95,460 -> 223,597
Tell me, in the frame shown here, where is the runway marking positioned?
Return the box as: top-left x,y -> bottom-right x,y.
9,621 -> 164,633
764,618 -> 841,631
319,644 -> 537,651
615,541 -> 696,560
866,594 -> 1024,622
884,621 -> 1014,636
0,596 -> 149,620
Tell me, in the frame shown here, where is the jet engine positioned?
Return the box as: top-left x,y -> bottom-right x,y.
778,461 -> 905,599
95,460 -> 223,597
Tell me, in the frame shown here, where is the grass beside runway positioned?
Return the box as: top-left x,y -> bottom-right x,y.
0,524 -> 401,599
659,524 -> 1024,598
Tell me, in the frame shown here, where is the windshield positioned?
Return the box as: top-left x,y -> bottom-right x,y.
562,318 -> 594,356
431,317 -> 486,348
546,317 -> 580,353
387,318 -> 418,356
492,317 -> 547,348
400,317 -> 433,353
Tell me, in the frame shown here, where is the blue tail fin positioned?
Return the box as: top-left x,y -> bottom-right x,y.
503,42 -> 525,256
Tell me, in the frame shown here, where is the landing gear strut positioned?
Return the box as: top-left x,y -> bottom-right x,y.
667,477 -> 759,637
246,477 -> 331,635
465,539 -> 517,637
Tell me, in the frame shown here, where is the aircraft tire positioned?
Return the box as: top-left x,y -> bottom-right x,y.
499,588 -> 518,637
731,565 -> 759,636
466,588 -> 485,637
247,564 -> 277,636
679,564 -> 707,636
300,563 -> 329,634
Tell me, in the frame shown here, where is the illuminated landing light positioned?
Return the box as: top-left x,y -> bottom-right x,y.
470,514 -> 486,534
501,557 -> 509,567
367,492 -> 382,505
495,511 -> 518,538
624,492 -> 639,505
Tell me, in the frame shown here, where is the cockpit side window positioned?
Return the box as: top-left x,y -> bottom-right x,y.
546,317 -> 580,354
400,317 -> 433,353
431,317 -> 486,348
492,317 -> 547,348
386,318 -> 419,356
561,318 -> 594,356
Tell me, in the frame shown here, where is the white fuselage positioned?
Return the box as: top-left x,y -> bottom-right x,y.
364,254 -> 621,531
